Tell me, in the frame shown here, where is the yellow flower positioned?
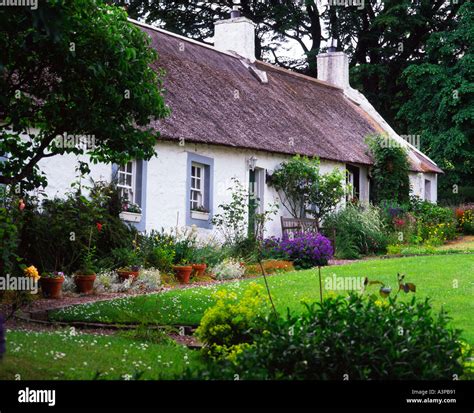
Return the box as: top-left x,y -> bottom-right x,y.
24,265 -> 40,281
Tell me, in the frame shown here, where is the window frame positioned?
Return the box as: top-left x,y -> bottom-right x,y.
186,153 -> 214,229
190,162 -> 205,211
117,160 -> 137,204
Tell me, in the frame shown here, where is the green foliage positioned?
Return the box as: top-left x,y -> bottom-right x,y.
398,2 -> 473,203
0,187 -> 21,277
212,178 -> 248,245
366,135 -> 411,205
384,198 -> 458,247
324,204 -> 388,259
195,283 -> 270,361
0,0 -> 169,189
110,247 -> 142,269
199,294 -> 466,380
269,156 -> 346,225
138,229 -> 176,272
18,181 -> 137,274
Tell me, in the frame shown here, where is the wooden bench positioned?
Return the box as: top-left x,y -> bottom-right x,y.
280,216 -> 336,252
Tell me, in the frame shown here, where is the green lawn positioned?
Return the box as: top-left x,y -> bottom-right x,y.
0,329 -> 203,380
51,254 -> 474,344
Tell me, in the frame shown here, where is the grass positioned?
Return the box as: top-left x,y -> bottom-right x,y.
50,254 -> 474,345
0,329 -> 203,380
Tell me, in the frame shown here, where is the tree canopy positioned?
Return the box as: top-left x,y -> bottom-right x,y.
0,0 -> 169,190
398,1 -> 473,202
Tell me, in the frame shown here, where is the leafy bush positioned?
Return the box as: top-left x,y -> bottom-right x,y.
366,134 -> 411,205
269,155 -> 346,226
92,268 -> 160,294
139,229 -> 176,272
212,178 -> 248,245
456,206 -> 474,235
324,204 -> 388,259
199,294 -> 466,380
195,284 -> 269,360
110,247 -> 142,269
275,233 -> 333,268
18,181 -> 137,274
211,258 -> 245,281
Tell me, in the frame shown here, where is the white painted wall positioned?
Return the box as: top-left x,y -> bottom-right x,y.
28,139 -> 438,239
37,153 -> 111,199
409,171 -> 437,203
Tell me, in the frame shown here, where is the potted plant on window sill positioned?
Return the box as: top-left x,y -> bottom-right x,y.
119,201 -> 142,223
40,271 -> 65,299
191,205 -> 210,221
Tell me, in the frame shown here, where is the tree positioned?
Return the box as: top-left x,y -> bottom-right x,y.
269,156 -> 346,228
115,0 -> 324,76
397,1 -> 474,202
366,135 -> 410,205
0,0 -> 169,190
326,0 -> 462,130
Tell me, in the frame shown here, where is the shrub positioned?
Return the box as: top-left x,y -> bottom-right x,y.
211,258 -> 245,281
269,155 -> 346,226
456,206 -> 474,235
366,134 -> 411,205
195,283 -> 269,360
18,181 -> 137,274
139,229 -> 176,272
200,294 -> 466,380
93,268 -> 160,294
275,233 -> 333,269
324,204 -> 388,259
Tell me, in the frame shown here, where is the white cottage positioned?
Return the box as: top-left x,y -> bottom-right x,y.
36,12 -> 442,238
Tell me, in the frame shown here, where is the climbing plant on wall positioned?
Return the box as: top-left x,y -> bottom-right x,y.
366,135 -> 411,205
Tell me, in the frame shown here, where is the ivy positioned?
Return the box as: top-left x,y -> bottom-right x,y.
366,134 -> 411,205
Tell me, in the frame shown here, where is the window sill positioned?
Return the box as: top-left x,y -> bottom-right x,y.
191,211 -> 210,221
119,211 -> 142,223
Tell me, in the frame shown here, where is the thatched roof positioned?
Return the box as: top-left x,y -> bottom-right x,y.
136,21 -> 441,173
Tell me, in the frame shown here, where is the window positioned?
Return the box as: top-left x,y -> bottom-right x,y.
187,153 -> 214,229
190,163 -> 205,211
117,161 -> 135,203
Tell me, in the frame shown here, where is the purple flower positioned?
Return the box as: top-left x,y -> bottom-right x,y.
274,233 -> 333,269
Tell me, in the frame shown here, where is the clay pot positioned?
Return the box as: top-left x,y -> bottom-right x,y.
40,277 -> 64,299
117,270 -> 139,282
74,274 -> 96,294
173,265 -> 193,284
192,263 -> 207,278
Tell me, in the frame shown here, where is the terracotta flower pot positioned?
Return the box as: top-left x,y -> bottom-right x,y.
192,263 -> 207,278
117,270 -> 139,282
40,277 -> 64,299
75,274 -> 96,294
173,265 -> 193,284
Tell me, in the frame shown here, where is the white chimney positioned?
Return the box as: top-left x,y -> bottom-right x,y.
317,42 -> 349,89
214,7 -> 256,62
